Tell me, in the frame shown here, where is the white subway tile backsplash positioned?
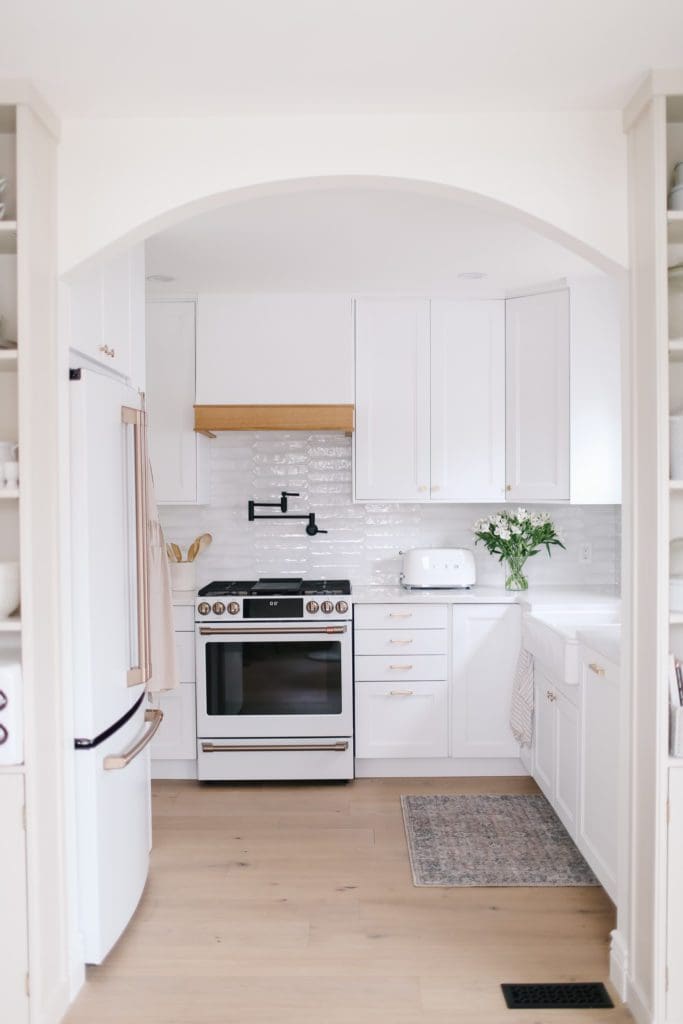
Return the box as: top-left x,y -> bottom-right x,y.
159,432 -> 620,589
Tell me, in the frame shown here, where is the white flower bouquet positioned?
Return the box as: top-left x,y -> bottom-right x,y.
473,508 -> 565,590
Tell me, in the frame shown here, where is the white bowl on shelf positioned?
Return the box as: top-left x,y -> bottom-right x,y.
0,562 -> 19,619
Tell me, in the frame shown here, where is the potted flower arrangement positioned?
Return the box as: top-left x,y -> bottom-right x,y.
472,508 -> 565,591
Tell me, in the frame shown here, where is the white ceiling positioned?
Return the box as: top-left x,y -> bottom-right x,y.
144,187 -> 600,296
2,0 -> 683,116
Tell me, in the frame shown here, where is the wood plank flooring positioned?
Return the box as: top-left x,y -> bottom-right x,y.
63,777 -> 632,1023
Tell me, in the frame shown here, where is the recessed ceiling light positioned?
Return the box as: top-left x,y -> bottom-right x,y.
146,273 -> 175,283
458,271 -> 487,280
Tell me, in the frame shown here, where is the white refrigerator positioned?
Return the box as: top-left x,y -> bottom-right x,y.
70,366 -> 162,964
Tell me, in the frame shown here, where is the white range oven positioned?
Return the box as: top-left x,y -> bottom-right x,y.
195,578 -> 353,780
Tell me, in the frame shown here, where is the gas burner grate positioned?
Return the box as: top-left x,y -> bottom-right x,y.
501,982 -> 614,1010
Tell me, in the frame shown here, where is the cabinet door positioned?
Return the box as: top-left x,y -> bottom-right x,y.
505,290 -> 570,501
355,299 -> 430,500
533,671 -> 556,801
555,690 -> 580,838
355,680 -> 449,758
451,605 -> 521,758
69,248 -> 142,380
580,653 -> 619,898
0,775 -> 29,1023
146,301 -> 206,505
430,300 -> 505,501
151,684 -> 197,760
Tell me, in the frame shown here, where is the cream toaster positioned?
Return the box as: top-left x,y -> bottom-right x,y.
399,548 -> 476,589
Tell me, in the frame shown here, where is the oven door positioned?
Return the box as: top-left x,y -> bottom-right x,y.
196,622 -> 353,738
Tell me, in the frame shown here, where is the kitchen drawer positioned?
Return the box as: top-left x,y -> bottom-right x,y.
354,628 -> 447,656
354,654 -> 447,682
151,683 -> 196,760
355,680 -> 449,758
354,604 -> 448,630
175,631 -> 195,683
173,605 -> 195,632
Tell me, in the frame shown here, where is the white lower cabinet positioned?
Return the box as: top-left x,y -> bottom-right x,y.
152,611 -> 197,771
450,604 -> 520,758
0,774 -> 29,1024
355,681 -> 449,758
578,647 -> 619,901
532,670 -> 580,838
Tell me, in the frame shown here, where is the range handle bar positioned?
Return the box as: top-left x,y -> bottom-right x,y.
199,625 -> 347,636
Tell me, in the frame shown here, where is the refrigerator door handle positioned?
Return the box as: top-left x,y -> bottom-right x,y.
122,405 -> 152,686
103,708 -> 163,770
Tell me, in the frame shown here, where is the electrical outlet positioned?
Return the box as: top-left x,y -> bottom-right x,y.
579,543 -> 592,564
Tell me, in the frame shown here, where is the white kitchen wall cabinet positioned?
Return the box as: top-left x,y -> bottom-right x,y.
505,289 -> 570,502
579,647 -> 619,901
69,244 -> 146,386
450,604 -> 520,758
146,300 -> 208,505
430,300 -> 506,502
354,298 -> 430,500
196,294 -> 353,405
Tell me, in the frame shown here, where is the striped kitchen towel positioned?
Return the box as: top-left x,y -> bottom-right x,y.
510,649 -> 534,747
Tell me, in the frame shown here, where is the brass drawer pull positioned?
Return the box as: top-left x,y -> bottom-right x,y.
389,638 -> 413,645
388,664 -> 413,670
588,662 -> 606,676
388,689 -> 414,696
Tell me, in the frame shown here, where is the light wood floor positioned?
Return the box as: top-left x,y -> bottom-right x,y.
63,776 -> 632,1024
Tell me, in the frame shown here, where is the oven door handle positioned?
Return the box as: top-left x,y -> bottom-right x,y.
201,741 -> 349,753
198,625 -> 347,636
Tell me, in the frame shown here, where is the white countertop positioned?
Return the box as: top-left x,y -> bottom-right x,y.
352,584 -> 621,613
576,624 -> 621,667
171,590 -> 196,607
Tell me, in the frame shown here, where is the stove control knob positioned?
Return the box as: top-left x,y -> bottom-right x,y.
321,600 -> 334,614
306,601 -> 320,614
197,602 -> 211,616
335,601 -> 349,614
227,602 -> 240,616
212,602 -> 226,615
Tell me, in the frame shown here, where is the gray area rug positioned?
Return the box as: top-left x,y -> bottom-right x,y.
401,794 -> 599,887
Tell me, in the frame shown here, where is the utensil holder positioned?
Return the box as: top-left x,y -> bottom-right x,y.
170,561 -> 197,592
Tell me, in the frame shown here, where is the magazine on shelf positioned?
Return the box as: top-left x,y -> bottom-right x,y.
669,654 -> 683,707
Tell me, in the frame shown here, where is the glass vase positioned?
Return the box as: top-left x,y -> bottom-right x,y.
504,555 -> 529,591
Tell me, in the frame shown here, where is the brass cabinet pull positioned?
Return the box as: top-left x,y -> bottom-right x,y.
388,664 -> 413,670
389,612 -> 413,618
546,690 -> 557,702
588,662 -> 606,676
201,741 -> 349,753
99,344 -> 116,358
389,638 -> 414,645
122,405 -> 151,686
388,689 -> 415,696
103,709 -> 163,770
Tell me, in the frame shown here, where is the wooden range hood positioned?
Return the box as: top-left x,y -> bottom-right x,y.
194,404 -> 355,437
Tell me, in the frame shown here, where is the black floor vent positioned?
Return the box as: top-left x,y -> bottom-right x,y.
501,982 -> 614,1009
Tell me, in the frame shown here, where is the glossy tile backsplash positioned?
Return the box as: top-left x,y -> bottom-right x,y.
159,432 -> 620,589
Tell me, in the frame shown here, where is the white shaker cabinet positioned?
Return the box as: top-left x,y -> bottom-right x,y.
69,244 -> 146,386
532,671 -> 580,838
146,301 -> 208,505
0,774 -> 29,1024
578,647 -> 619,901
505,289 -> 570,502
450,604 -> 521,758
430,300 -> 506,502
354,298 -> 430,500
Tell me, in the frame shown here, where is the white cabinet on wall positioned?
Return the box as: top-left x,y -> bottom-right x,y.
69,244 -> 145,386
430,300 -> 506,502
146,301 -> 207,505
450,604 -> 520,758
354,298 -> 430,501
505,289 -> 570,502
195,294 -> 353,404
354,298 -> 505,502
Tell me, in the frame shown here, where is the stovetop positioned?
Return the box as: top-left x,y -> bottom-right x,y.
198,578 -> 352,598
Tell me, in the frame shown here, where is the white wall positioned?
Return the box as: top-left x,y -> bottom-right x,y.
57,111 -> 628,274
159,432 -> 620,589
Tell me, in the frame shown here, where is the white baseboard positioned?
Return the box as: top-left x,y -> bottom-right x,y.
626,977 -> 652,1024
609,928 -> 629,1003
354,757 -> 529,778
151,759 -> 198,780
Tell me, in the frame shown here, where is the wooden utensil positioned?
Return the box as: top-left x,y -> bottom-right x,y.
171,542 -> 183,563
187,538 -> 200,562
187,533 -> 212,562
166,543 -> 179,563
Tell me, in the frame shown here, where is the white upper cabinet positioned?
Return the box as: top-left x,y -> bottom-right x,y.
69,244 -> 146,386
146,301 -> 207,505
354,298 -> 430,501
430,300 -> 505,502
195,294 -> 353,405
505,289 -> 570,502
